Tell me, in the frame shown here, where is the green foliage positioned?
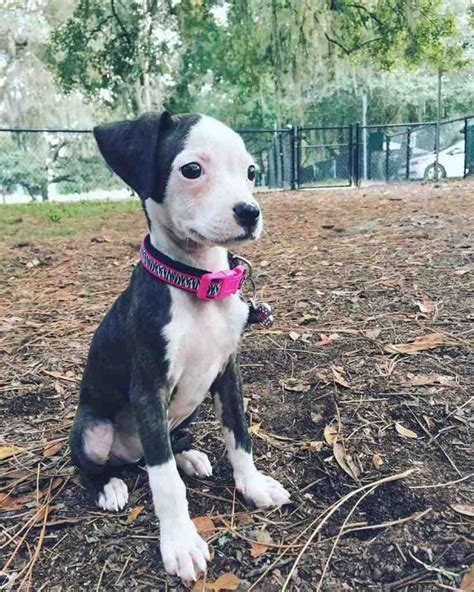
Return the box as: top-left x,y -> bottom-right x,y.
0,134 -> 125,201
47,0 -> 177,113
42,0 -> 474,127
55,154 -> 124,194
0,138 -> 48,200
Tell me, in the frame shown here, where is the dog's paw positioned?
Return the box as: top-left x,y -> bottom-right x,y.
97,477 -> 129,512
175,449 -> 213,478
235,470 -> 290,509
160,518 -> 210,583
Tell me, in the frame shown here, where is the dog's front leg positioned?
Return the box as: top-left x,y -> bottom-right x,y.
131,361 -> 209,582
211,355 -> 290,508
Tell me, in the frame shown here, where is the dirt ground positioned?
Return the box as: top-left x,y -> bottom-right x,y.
1,181 -> 473,591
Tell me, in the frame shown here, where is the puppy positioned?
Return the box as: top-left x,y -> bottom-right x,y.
69,112 -> 290,583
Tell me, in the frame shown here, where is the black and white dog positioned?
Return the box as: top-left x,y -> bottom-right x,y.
69,112 -> 290,582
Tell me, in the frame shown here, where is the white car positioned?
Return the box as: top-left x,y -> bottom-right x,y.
403,140 -> 465,180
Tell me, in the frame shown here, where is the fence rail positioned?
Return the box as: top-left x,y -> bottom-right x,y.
1,115 -> 473,202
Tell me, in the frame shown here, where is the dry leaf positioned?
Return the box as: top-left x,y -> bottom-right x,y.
331,365 -> 351,389
0,445 -> 24,460
324,425 -> 339,445
192,572 -> 240,591
450,503 -> 474,518
403,373 -> 455,387
422,415 -> 435,430
415,299 -> 435,314
125,505 -> 144,525
192,515 -> 216,540
395,422 -> 418,439
43,440 -> 63,458
288,331 -> 300,341
0,492 -> 30,510
460,565 -> 474,591
364,328 -> 382,340
454,265 -> 473,276
235,513 -> 254,525
280,378 -> 310,393
248,422 -> 261,434
26,258 -> 40,268
310,411 -> 322,424
333,441 -> 361,481
315,333 -> 339,347
384,333 -> 445,355
249,528 -> 273,558
372,453 -> 384,469
301,441 -> 324,452
250,541 -> 268,558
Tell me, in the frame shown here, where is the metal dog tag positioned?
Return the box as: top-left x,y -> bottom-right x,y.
248,301 -> 274,328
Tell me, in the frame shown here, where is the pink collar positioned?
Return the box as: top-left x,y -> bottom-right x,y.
139,234 -> 246,301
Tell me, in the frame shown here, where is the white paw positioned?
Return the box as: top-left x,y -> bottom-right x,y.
160,518 -> 210,583
97,477 -> 129,512
175,450 -> 213,478
235,470 -> 290,508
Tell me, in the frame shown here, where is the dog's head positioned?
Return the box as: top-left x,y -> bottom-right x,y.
94,112 -> 262,247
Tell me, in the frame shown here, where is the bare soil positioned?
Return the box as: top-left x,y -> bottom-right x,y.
1,180 -> 473,591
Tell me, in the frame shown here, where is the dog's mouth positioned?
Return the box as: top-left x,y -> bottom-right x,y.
188,228 -> 256,245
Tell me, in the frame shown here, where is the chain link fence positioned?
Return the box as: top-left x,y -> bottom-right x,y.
0,115 -> 473,202
296,125 -> 355,188
362,116 -> 473,182
0,128 -> 126,204
237,128 -> 295,190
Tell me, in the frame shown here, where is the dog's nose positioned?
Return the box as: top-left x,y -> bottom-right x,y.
233,202 -> 260,228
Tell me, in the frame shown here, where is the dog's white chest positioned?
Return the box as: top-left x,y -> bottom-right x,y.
164,290 -> 248,428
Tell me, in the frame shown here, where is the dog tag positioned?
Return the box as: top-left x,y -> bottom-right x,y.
248,301 -> 274,328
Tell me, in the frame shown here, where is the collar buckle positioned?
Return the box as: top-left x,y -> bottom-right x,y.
197,265 -> 246,300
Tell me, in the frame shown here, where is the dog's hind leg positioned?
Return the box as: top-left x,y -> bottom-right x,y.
69,405 -> 129,512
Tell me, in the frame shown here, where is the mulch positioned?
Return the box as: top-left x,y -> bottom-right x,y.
1,180 -> 473,591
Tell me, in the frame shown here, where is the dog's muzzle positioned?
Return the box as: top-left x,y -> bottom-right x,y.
233,202 -> 260,230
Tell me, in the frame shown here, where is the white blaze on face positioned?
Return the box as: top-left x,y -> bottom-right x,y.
163,115 -> 262,246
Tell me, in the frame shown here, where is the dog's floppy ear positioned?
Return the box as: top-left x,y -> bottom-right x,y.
93,111 -> 173,200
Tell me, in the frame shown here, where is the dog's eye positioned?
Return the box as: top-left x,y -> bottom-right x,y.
180,162 -> 202,179
247,165 -> 256,181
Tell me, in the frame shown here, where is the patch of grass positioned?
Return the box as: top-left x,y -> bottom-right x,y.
0,199 -> 141,243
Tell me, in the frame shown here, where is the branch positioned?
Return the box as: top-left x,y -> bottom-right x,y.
324,32 -> 351,55
52,141 -> 68,163
346,4 -> 385,28
324,32 -> 384,54
50,174 -> 74,184
110,0 -> 132,46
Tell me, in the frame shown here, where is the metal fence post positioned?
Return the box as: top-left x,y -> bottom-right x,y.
354,122 -> 361,187
289,126 -> 296,190
405,128 -> 411,181
348,124 -> 354,186
278,132 -> 285,188
385,135 -> 390,182
464,117 -> 468,177
294,126 -> 300,189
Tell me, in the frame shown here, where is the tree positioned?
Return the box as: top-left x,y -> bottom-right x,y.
47,0 -> 182,114
0,0 -> 98,128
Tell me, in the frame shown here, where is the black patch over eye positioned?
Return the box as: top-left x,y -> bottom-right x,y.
180,162 -> 202,179
247,165 -> 256,181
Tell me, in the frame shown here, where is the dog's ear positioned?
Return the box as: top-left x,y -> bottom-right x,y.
93,111 -> 174,200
